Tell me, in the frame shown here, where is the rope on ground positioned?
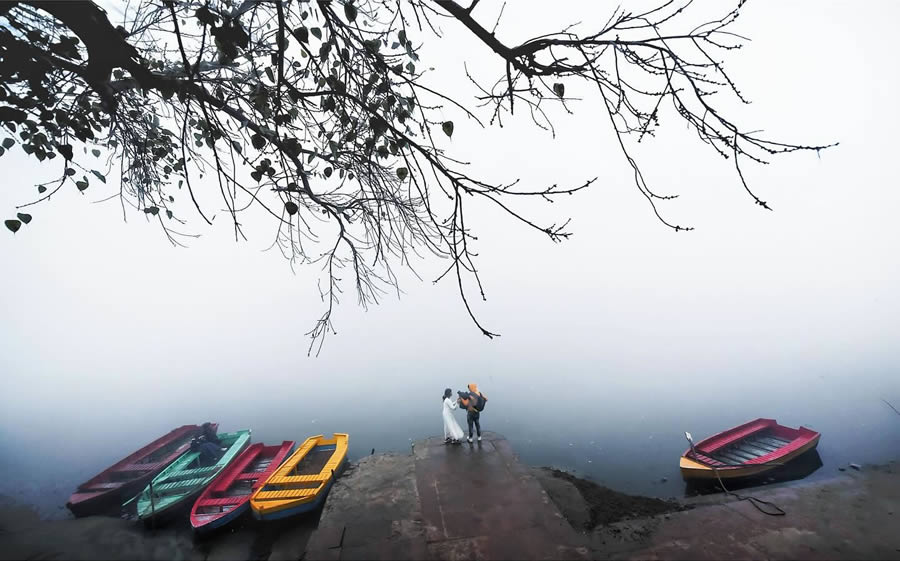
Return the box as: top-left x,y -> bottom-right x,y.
713,467 -> 786,516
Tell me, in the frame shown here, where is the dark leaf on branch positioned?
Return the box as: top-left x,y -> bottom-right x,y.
292,27 -> 309,43
195,6 -> 219,26
16,213 -> 32,224
396,167 -> 408,181
442,121 -> 454,138
58,144 -> 73,161
251,134 -> 266,150
344,2 -> 358,23
553,83 -> 565,98
1,138 -> 13,149
285,201 -> 299,215
5,219 -> 21,233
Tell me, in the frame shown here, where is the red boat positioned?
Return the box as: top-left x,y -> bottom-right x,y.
66,423 -> 215,517
680,418 -> 820,481
190,440 -> 295,533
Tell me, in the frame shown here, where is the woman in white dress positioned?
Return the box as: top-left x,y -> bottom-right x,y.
442,388 -> 465,444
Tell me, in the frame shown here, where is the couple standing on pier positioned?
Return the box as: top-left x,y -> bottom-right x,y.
442,384 -> 487,444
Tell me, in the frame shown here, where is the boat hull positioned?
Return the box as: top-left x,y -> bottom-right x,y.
680,435 -> 820,480
680,418 -> 821,481
250,433 -> 349,521
192,501 -> 249,532
190,441 -> 295,533
252,457 -> 345,521
134,429 -> 252,523
68,477 -> 152,518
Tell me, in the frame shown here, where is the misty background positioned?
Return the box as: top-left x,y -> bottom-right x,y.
1,0 -> 898,517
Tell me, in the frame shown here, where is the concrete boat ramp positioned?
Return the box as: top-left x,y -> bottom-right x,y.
304,432 -> 589,560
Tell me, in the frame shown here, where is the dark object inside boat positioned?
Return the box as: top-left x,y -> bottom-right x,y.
192,436 -> 224,466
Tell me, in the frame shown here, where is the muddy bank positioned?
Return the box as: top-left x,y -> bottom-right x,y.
532,467 -> 686,529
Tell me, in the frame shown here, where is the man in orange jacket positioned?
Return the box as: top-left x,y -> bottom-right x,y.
460,383 -> 487,443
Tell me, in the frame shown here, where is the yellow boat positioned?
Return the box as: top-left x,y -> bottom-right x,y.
250,433 -> 348,520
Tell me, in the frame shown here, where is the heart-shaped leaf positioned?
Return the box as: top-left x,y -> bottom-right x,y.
285,201 -> 299,215
293,27 -> 309,43
552,83 -> 565,98
442,121 -> 454,138
396,167 -> 408,181
16,212 -> 32,224
5,219 -> 21,233
344,2 -> 358,22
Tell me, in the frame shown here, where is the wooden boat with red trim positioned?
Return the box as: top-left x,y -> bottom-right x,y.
66,423 -> 215,517
680,418 -> 820,481
190,440 -> 295,533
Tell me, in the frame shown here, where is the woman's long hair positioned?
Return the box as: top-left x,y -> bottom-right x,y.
443,388 -> 452,401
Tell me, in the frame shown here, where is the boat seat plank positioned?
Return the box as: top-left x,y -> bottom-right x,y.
267,473 -> 328,484
197,497 -> 244,507
712,452 -> 748,465
738,443 -> 773,457
691,453 -> 725,466
745,438 -> 779,452
727,448 -> 758,461
253,488 -> 317,501
176,466 -> 217,478
154,476 -> 208,493
234,472 -> 264,481
758,435 -> 792,446
745,437 -> 808,464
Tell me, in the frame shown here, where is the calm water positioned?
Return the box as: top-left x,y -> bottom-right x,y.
2,358 -> 898,519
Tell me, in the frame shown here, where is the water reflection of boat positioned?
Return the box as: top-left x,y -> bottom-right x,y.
680,418 -> 821,482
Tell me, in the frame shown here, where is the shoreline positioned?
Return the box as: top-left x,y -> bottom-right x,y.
1,437 -> 897,560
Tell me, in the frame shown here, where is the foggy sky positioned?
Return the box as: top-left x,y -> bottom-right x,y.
1,0 -> 898,491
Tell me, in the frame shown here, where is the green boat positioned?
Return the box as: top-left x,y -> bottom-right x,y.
132,429 -> 252,521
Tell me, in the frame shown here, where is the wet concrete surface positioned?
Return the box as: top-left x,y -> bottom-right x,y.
588,461 -> 900,560
305,432 -> 590,560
